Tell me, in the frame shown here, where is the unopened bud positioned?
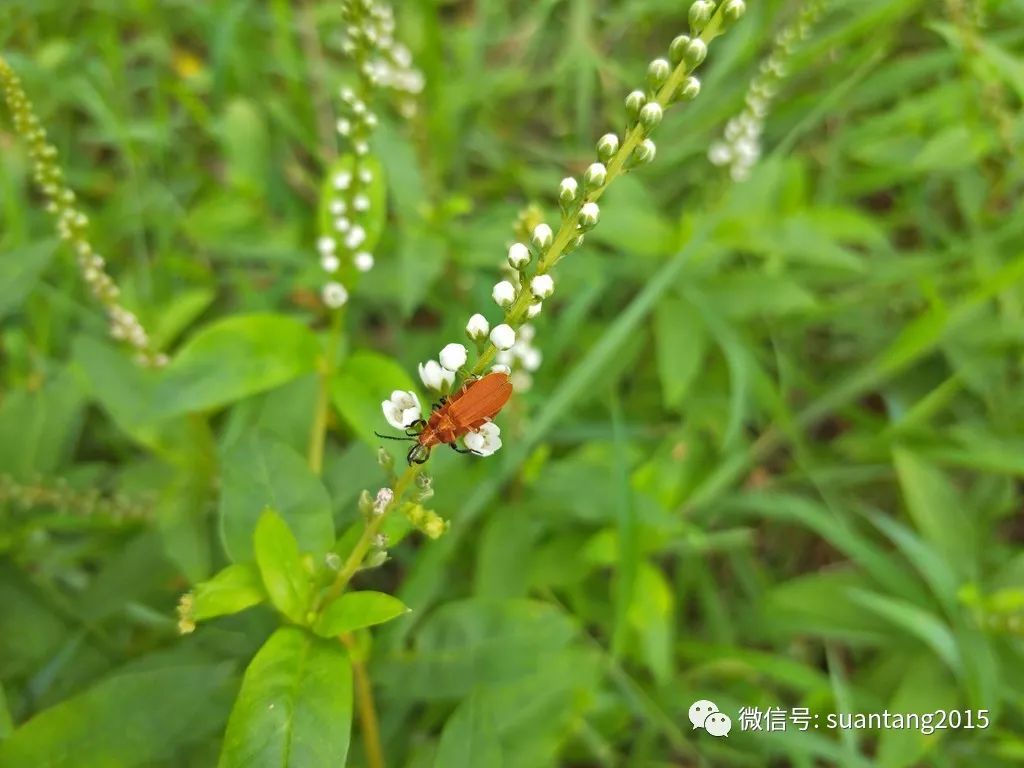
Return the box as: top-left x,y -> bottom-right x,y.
676,76 -> 701,101
578,202 -> 600,230
596,133 -> 619,162
625,90 -> 647,123
558,177 -> 579,211
689,0 -> 715,34
683,38 -> 708,69
647,58 -> 672,91
631,138 -> 656,167
584,162 -> 607,191
639,102 -> 663,131
669,35 -> 692,65
722,0 -> 746,25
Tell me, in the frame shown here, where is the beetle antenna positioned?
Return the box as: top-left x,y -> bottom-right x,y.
374,431 -> 417,443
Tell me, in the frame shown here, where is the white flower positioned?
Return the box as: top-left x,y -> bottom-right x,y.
317,236 -> 336,255
490,324 -> 516,350
507,242 -> 531,269
345,225 -> 366,249
418,360 -> 455,391
354,252 -> 375,272
353,193 -> 370,212
334,217 -> 351,233
321,253 -> 340,273
439,343 -> 468,371
531,223 -> 553,250
519,324 -> 536,343
359,168 -> 373,183
333,171 -> 352,190
381,390 -> 421,430
373,487 -> 394,515
322,281 -> 349,309
527,301 -> 543,318
466,313 -> 490,339
492,280 -> 517,308
511,371 -> 533,392
490,364 -> 511,374
530,274 -> 554,299
495,349 -> 514,367
330,200 -> 347,215
336,118 -> 351,136
464,421 -> 502,456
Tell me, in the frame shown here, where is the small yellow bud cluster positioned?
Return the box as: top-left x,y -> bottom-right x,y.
0,56 -> 165,366
176,593 -> 197,635
405,503 -> 448,540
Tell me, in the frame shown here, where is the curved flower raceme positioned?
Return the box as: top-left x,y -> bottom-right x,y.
378,0 -> 747,465
382,390 -> 421,430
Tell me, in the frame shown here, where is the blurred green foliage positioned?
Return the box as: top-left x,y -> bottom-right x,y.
1,0 -> 1023,766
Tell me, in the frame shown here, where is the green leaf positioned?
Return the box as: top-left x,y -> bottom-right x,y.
155,313 -> 319,417
0,239 -> 57,321
313,591 -> 409,638
218,627 -> 352,768
148,287 -> 217,350
0,370 -> 85,479
653,297 -> 706,410
221,98 -> 269,197
434,691 -> 504,768
627,561 -> 675,684
192,563 -> 267,623
219,432 -> 335,562
331,350 -> 420,445
253,510 -> 313,625
893,448 -> 976,581
0,663 -> 235,767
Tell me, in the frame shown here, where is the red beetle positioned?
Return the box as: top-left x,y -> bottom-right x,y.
377,372 -> 513,464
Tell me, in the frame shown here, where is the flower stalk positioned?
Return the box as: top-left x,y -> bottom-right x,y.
0,55 -> 164,366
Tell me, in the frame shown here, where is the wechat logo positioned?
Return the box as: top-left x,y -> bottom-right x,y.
689,699 -> 732,737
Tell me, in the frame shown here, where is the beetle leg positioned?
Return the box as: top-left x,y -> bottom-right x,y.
449,442 -> 481,456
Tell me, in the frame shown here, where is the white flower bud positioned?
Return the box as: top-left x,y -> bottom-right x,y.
632,138 -> 656,166
530,274 -> 555,299
723,0 -> 746,24
625,90 -> 647,123
317,236 -> 336,255
321,253 -> 340,273
336,118 -> 351,136
684,38 -> 708,68
322,281 -> 349,309
345,225 -> 366,249
677,75 -> 701,101
333,171 -> 352,190
354,252 -> 375,272
492,280 -> 517,308
531,223 -> 554,251
418,359 -> 454,391
578,202 -> 600,230
439,343 -> 468,371
596,133 -> 619,162
466,313 -> 490,339
639,102 -> 663,131
527,301 -> 543,318
330,200 -> 347,215
507,242 -> 531,269
647,58 -> 672,90
490,364 -> 512,375
558,177 -> 579,210
489,324 -> 516,350
689,0 -> 715,34
708,141 -> 732,166
584,162 -> 607,191
334,217 -> 351,233
353,193 -> 370,212
669,34 -> 692,65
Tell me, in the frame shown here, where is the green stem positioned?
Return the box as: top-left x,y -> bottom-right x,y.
308,308 -> 345,475
324,463 -> 422,602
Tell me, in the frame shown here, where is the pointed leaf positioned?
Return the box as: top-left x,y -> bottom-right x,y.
313,591 -> 409,638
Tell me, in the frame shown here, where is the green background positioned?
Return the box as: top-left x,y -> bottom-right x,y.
1,0 -> 1023,765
